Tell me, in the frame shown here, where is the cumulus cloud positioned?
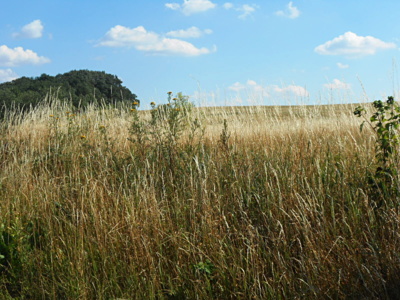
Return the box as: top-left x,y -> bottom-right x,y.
0,45 -> 50,67
275,2 -> 300,19
97,26 -> 158,48
13,20 -> 44,39
324,79 -> 351,90
274,85 -> 309,97
97,25 -> 214,56
315,32 -> 396,58
166,26 -> 212,38
337,62 -> 349,69
0,69 -> 18,83
165,0 -> 216,15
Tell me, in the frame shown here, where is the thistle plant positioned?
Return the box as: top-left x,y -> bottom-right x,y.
129,100 -> 148,153
219,119 -> 231,154
129,92 -> 197,160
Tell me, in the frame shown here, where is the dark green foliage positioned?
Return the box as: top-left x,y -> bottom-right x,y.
193,259 -> 215,276
0,219 -> 43,298
354,96 -> 400,206
0,69 -> 138,111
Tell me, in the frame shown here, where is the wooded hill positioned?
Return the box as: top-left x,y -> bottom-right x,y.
0,70 -> 139,110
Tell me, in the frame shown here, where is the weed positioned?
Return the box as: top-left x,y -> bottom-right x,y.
354,96 -> 400,206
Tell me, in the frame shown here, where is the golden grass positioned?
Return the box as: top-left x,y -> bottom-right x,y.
0,99 -> 399,299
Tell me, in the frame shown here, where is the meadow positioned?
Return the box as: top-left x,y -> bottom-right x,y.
0,94 -> 399,299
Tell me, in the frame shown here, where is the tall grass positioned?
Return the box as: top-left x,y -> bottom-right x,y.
0,96 -> 399,299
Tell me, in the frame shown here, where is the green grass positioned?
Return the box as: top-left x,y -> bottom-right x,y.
0,98 -> 399,299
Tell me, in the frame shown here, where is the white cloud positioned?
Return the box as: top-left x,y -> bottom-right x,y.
97,25 -> 214,56
165,3 -> 180,10
13,20 -> 44,39
315,32 -> 396,58
324,79 -> 351,90
276,2 -> 300,19
223,2 -> 233,9
228,81 -> 246,92
227,80 -> 269,105
223,3 -> 257,19
166,26 -> 212,38
229,80 -> 308,98
165,0 -> 216,15
337,62 -> 349,69
228,80 -> 269,95
246,80 -> 267,92
97,26 -> 158,48
0,69 -> 18,83
274,85 -> 309,97
238,4 -> 256,20
0,45 -> 50,67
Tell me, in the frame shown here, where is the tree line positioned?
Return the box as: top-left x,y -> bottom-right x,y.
0,70 -> 139,111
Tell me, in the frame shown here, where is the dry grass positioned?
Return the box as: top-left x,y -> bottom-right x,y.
0,99 -> 399,299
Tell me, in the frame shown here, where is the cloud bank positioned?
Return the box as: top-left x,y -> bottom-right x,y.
315,32 -> 396,58
228,80 -> 309,97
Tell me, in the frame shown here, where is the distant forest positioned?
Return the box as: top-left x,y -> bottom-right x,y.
0,70 -> 139,110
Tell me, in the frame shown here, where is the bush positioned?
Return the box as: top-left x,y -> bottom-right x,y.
354,96 -> 400,206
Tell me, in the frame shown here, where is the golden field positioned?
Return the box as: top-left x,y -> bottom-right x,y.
0,97 -> 399,299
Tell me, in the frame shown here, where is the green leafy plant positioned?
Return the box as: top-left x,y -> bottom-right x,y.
130,92 -> 196,150
0,219 -> 40,298
128,100 -> 148,149
193,259 -> 215,276
354,96 -> 400,203
150,92 -> 194,140
219,119 -> 231,154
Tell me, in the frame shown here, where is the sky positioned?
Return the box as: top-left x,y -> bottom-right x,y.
2,0 -> 400,107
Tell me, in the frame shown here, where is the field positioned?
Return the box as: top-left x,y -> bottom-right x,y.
0,97 -> 399,299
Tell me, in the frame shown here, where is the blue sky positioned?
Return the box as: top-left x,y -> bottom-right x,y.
1,0 -> 400,107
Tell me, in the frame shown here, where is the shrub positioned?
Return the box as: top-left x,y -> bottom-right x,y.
354,96 -> 400,206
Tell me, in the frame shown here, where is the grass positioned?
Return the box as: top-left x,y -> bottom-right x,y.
0,97 -> 399,299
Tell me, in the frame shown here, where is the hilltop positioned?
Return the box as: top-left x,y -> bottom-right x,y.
0,70 -> 138,110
